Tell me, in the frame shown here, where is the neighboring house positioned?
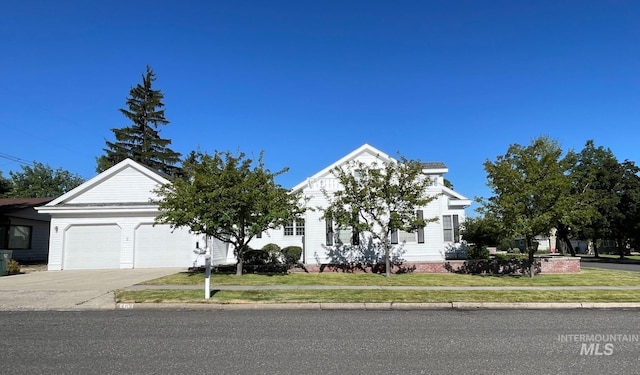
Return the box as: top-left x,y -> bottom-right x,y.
0,197 -> 53,263
243,144 -> 471,265
36,159 -> 210,271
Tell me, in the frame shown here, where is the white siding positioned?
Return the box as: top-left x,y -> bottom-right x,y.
66,166 -> 164,204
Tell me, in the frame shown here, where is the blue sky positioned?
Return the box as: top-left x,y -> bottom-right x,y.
1,0 -> 638,213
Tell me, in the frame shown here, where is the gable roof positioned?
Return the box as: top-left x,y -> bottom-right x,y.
0,197 -> 54,214
291,144 -> 452,192
40,158 -> 170,208
291,144 -> 390,192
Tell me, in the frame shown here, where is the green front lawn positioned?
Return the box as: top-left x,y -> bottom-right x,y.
141,267 -> 640,287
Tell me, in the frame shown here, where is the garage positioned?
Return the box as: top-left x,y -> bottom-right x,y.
134,224 -> 193,268
63,224 -> 121,270
37,159 -> 198,271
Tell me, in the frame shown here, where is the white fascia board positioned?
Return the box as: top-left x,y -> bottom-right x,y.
423,168 -> 449,175
36,205 -> 160,215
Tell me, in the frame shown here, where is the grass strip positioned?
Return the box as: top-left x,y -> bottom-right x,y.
116,289 -> 640,304
140,267 -> 640,287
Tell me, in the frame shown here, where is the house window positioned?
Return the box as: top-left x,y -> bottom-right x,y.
336,227 -> 352,245
284,219 -> 305,236
295,219 -> 305,236
417,210 -> 425,244
391,229 -> 398,244
443,215 -> 460,242
326,217 -> 334,246
398,230 -> 416,243
352,226 -> 360,245
0,225 -> 32,250
284,221 -> 294,236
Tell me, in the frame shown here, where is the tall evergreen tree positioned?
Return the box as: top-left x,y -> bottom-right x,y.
97,66 -> 181,176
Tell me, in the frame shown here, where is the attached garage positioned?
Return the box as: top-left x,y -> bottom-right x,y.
64,224 -> 121,270
37,159 -> 199,271
134,224 -> 193,268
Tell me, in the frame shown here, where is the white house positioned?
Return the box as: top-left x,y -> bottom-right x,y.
37,145 -> 470,271
243,144 -> 471,266
36,159 -> 206,271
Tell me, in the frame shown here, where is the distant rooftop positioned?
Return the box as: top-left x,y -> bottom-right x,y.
0,197 -> 54,214
420,161 -> 447,169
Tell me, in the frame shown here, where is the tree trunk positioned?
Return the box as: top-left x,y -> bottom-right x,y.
556,225 -> 575,256
236,256 -> 243,276
563,237 -> 575,257
527,236 -> 535,278
236,244 -> 244,277
384,242 -> 391,278
528,249 -> 535,278
616,238 -> 625,259
593,239 -> 600,258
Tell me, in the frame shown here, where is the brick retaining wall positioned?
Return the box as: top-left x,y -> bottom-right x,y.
300,256 -> 581,274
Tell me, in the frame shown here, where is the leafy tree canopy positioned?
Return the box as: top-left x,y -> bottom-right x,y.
6,162 -> 84,198
0,171 -> 11,197
97,66 -> 181,176
154,150 -> 305,276
481,136 -> 576,276
322,156 -> 438,277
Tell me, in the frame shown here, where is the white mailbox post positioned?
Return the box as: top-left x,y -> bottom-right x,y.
204,254 -> 211,299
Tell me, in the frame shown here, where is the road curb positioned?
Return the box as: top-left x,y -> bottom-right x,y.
115,301 -> 640,311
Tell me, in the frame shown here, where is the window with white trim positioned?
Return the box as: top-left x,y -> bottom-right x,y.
442,215 -> 460,242
284,219 -> 305,236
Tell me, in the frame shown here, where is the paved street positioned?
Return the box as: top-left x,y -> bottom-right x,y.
581,259 -> 640,272
1,309 -> 639,374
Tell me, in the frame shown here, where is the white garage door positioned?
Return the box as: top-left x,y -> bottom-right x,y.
134,224 -> 192,268
64,224 -> 121,270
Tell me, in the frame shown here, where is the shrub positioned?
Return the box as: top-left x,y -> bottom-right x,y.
7,259 -> 20,275
281,246 -> 302,266
466,245 -> 489,260
496,238 -> 515,252
261,243 -> 281,264
242,248 -> 270,265
493,253 -> 528,261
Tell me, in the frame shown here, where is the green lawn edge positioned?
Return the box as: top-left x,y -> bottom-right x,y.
116,289 -> 640,304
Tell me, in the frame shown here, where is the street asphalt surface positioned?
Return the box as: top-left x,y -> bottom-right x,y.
1,309 -> 639,374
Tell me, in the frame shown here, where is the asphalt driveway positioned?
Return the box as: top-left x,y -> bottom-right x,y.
0,268 -> 182,311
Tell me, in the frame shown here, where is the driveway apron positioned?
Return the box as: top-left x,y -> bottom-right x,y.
0,268 -> 181,311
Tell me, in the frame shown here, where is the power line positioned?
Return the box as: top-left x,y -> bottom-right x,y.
0,152 -> 34,167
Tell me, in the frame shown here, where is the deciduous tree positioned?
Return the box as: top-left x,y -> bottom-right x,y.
0,171 -> 11,197
154,150 -> 305,276
482,136 -> 575,276
322,157 -> 437,277
571,140 -> 622,257
7,162 -> 84,198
